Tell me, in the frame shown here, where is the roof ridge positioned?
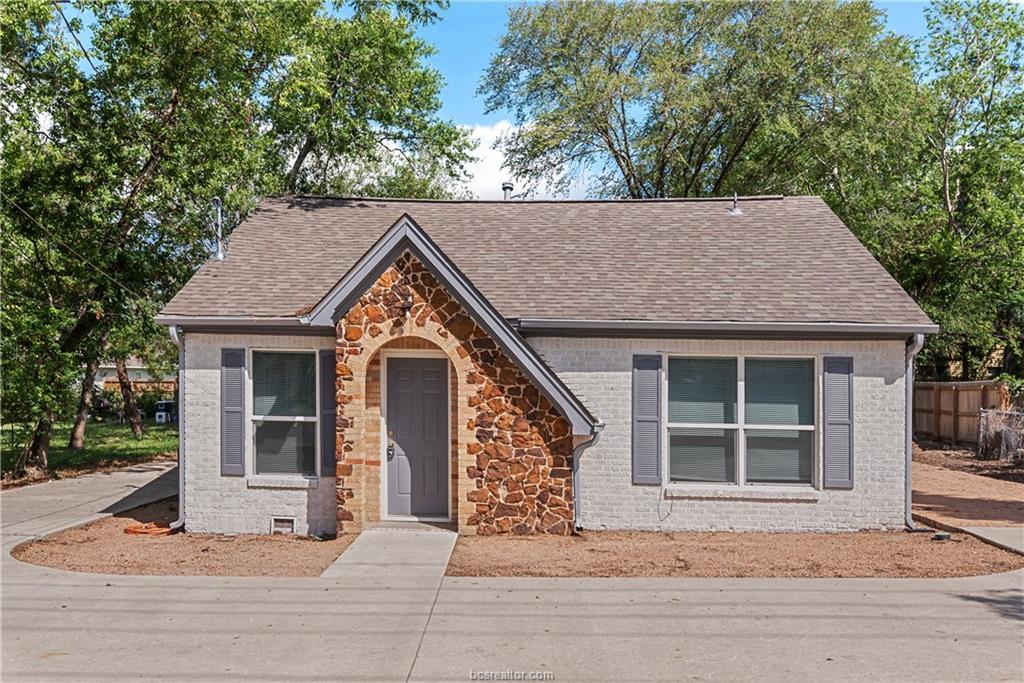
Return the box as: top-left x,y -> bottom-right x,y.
268,193 -> 791,204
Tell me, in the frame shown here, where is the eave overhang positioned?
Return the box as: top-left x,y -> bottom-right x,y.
512,318 -> 939,340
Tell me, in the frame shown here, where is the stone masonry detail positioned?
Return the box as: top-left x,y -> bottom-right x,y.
332,252 -> 574,535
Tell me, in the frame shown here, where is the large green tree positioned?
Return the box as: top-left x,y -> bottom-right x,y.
1,0 -> 470,475
482,0 -> 1023,380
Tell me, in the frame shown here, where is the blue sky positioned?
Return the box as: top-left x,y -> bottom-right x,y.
420,1 -> 932,196
422,1 -> 931,125
62,1 -> 935,198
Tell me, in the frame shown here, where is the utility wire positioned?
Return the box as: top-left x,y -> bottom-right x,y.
1,192 -> 153,313
51,0 -> 139,138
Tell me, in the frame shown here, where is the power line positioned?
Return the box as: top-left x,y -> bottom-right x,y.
50,1 -> 145,142
51,0 -> 101,77
1,192 -> 154,314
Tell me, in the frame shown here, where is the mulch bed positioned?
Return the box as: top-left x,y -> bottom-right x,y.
913,441 -> 1024,484
12,498 -> 356,577
447,529 -> 1024,579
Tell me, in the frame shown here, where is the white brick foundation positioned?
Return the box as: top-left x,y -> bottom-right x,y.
528,337 -> 908,532
181,332 -> 336,536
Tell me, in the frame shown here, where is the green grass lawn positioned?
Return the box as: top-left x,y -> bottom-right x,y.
1,420 -> 178,479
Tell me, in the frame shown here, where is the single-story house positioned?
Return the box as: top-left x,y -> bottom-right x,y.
155,195 -> 937,537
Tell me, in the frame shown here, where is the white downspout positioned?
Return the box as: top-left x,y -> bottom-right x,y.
572,423 -> 604,532
168,325 -> 186,530
905,333 -> 925,529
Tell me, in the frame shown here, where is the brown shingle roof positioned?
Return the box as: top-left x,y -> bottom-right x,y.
160,195 -> 932,327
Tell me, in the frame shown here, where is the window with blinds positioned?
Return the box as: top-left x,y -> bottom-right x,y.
667,356 -> 816,487
667,358 -> 738,483
252,351 -> 317,476
668,358 -> 737,423
745,358 -> 814,484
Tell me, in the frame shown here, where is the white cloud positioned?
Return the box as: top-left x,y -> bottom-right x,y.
462,120 -> 587,199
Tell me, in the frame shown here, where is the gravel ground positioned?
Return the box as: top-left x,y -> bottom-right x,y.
913,441 -> 1024,483
447,529 -> 1024,578
12,498 -> 356,576
913,460 -> 1024,528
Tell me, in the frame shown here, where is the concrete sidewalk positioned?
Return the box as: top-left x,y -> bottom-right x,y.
3,465 -> 1023,681
1,461 -> 178,549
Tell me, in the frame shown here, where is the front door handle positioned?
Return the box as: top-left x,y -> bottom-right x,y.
387,440 -> 395,460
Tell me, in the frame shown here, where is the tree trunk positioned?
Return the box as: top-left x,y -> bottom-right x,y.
22,412 -> 54,478
286,133 -> 317,193
115,358 -> 144,438
69,358 -> 100,451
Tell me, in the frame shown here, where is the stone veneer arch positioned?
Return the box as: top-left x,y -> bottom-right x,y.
332,252 -> 575,535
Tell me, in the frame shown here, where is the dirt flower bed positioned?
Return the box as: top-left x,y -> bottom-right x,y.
447,529 -> 1024,579
12,498 -> 355,577
913,441 -> 1024,484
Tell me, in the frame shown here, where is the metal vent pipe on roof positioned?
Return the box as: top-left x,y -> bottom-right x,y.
729,192 -> 742,215
502,182 -> 513,200
212,197 -> 225,261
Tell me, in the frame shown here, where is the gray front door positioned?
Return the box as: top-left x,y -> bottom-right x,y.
386,357 -> 448,518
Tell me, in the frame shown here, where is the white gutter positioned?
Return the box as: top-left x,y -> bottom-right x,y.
154,315 -> 313,328
905,333 -> 925,529
167,325 -> 186,531
571,423 -> 604,532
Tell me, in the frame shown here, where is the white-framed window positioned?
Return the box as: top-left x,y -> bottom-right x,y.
250,350 -> 318,477
666,355 -> 816,487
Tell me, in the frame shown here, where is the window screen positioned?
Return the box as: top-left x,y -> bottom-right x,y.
668,358 -> 737,423
255,422 -> 316,476
669,428 -> 736,483
745,429 -> 813,484
745,358 -> 814,425
253,352 -> 315,417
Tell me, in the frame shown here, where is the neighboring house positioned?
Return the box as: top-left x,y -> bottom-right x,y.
156,195 -> 937,537
95,357 -> 177,393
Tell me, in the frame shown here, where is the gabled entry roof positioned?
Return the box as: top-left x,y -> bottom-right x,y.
312,214 -> 596,435
304,213 -> 597,435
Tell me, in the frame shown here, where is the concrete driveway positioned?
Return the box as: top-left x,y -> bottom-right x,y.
3,466 -> 1023,682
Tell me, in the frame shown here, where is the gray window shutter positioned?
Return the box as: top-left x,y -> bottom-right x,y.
221,348 -> 246,476
823,356 -> 854,489
632,355 -> 662,485
319,349 -> 337,478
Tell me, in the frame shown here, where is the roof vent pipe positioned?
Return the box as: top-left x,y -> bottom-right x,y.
502,182 -> 513,201
212,196 -> 224,261
728,192 -> 742,215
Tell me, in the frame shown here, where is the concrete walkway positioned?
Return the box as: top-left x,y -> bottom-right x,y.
3,466 -> 1023,681
321,527 -> 457,580
963,527 -> 1024,555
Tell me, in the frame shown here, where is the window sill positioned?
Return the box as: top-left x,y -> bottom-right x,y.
246,476 -> 319,490
664,484 -> 820,502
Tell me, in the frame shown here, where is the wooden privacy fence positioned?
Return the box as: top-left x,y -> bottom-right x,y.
914,380 -> 1012,446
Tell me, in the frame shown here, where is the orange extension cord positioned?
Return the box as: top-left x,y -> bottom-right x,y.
123,522 -> 174,536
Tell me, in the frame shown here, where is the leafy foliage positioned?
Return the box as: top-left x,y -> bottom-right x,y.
0,0 -> 470,472
1,421 -> 178,479
482,0 -> 1024,379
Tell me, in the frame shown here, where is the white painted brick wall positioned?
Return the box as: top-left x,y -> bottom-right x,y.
182,333 -> 336,536
528,337 -> 907,532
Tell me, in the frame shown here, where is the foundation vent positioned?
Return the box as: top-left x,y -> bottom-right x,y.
271,517 -> 295,535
